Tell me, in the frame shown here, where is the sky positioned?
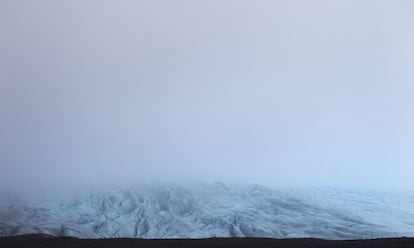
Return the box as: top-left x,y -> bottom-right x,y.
1,0 -> 414,190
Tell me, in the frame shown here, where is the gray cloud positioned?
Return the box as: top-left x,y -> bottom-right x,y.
1,0 -> 414,190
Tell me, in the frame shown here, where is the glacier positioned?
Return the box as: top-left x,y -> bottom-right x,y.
1,183 -> 414,239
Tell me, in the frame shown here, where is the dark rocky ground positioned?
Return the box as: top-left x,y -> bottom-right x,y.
1,235 -> 414,248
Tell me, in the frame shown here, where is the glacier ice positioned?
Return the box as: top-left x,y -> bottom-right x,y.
1,183 -> 414,239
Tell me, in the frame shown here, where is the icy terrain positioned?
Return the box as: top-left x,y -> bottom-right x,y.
1,183 -> 414,239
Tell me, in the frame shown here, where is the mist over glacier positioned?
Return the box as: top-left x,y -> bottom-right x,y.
1,183 -> 414,239
1,0 -> 414,242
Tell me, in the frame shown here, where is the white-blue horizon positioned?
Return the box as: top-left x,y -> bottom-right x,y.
1,0 -> 414,190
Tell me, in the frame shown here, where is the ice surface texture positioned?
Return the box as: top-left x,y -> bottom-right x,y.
1,183 -> 413,239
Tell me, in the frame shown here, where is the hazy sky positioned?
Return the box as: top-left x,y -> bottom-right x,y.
1,0 -> 414,190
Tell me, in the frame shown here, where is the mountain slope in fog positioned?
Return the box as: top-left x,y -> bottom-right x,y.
1,183 -> 414,239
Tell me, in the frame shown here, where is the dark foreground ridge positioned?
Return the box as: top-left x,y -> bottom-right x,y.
1,235 -> 414,248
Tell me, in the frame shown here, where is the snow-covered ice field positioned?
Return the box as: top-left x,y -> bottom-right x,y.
1,183 -> 414,239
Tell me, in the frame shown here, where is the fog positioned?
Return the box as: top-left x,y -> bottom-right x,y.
1,0 -> 414,191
